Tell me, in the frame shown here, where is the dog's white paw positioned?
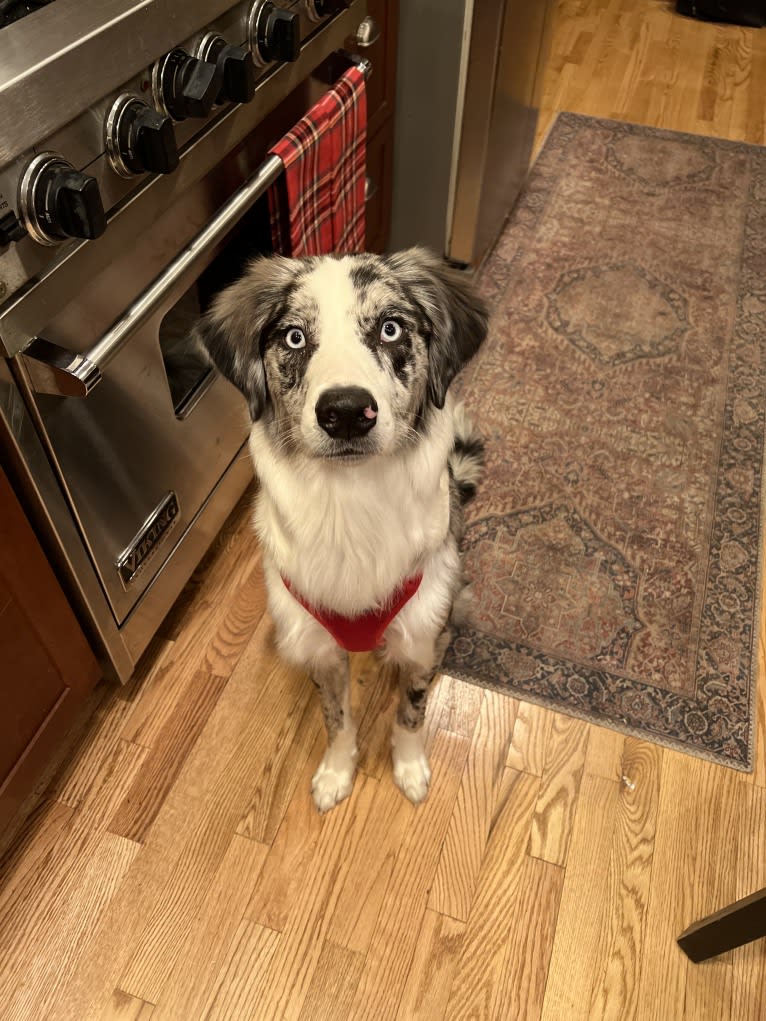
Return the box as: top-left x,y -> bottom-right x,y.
393,754 -> 432,804
391,724 -> 431,805
311,739 -> 357,813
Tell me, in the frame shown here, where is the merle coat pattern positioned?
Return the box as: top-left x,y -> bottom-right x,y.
197,247 -> 488,811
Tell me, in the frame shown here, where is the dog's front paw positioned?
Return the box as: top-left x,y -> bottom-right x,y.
311,753 -> 356,813
393,754 -> 431,804
391,724 -> 431,804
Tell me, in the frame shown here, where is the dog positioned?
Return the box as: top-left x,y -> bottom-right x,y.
196,246 -> 488,812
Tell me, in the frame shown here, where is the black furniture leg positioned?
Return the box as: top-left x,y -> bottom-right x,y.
677,887 -> 766,963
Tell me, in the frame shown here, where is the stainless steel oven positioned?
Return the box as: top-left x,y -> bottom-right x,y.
0,0 -> 370,681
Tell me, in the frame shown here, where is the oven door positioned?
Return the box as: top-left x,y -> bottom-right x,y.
13,139 -> 277,626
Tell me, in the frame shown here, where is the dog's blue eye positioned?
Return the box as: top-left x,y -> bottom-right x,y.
285,328 -> 306,350
380,320 -> 402,343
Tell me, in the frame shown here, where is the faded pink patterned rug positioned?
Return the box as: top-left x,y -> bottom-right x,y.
445,113 -> 765,769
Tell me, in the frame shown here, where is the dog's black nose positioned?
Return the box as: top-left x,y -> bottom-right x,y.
316,387 -> 378,439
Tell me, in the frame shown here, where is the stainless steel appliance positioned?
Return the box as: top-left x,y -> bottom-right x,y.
390,0 -> 553,266
0,0 -> 370,681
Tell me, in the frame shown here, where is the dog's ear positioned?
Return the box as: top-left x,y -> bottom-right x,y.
194,254 -> 303,422
385,247 -> 489,408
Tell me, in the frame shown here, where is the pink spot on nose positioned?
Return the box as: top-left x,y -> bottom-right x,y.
363,406 -> 377,420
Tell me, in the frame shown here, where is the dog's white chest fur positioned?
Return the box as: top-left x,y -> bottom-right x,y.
249,403 -> 454,615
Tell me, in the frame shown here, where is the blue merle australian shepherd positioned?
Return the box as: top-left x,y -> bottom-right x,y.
197,247 -> 488,812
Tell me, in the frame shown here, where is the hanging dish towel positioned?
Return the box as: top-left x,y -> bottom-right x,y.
268,65 -> 367,256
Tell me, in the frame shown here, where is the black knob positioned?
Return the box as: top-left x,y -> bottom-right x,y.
250,2 -> 300,66
106,96 -> 179,177
154,48 -> 224,121
0,210 -> 26,246
19,154 -> 106,245
49,171 -> 106,241
199,36 -> 256,104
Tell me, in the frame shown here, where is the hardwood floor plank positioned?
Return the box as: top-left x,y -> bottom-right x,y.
680,760 -> 742,1021
244,729 -> 326,932
584,723 -> 624,780
248,775 -> 378,1020
49,631 -> 304,1019
753,664 -> 765,788
437,676 -> 486,739
202,919 -> 281,1021
0,738 -> 147,1007
429,691 -> 517,920
744,35 -> 766,144
296,941 -> 365,1021
99,991 -> 155,1021
3,831 -> 140,1021
542,740 -> 661,1020
348,730 -> 471,1021
109,670 -> 230,843
611,12 -> 653,123
116,647 -> 306,1004
235,684 -> 318,845
443,768 -> 541,1021
0,799 -> 75,915
493,856 -> 565,1021
506,702 -> 554,776
634,751 -> 691,1019
150,834 -> 268,1021
539,775 -> 620,1021
325,771 -> 414,954
730,783 -> 766,1021
527,712 -> 590,866
120,556 -> 266,750
355,660 -> 399,780
48,695 -> 135,807
396,910 -> 466,1021
588,740 -> 662,1020
726,31 -> 753,143
637,752 -> 740,1021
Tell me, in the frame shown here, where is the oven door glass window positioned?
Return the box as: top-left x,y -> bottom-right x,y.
158,197 -> 271,419
159,286 -> 213,419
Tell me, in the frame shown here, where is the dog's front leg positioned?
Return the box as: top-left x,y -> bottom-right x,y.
310,649 -> 358,813
390,629 -> 450,805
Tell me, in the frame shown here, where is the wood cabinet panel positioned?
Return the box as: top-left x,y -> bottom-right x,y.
355,0 -> 397,253
0,599 -> 68,783
0,465 -> 101,830
365,124 -> 393,253
358,0 -> 398,139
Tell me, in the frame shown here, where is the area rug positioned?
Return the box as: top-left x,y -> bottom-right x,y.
444,112 -> 766,770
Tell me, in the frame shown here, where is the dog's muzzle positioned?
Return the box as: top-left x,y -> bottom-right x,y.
316,387 -> 378,441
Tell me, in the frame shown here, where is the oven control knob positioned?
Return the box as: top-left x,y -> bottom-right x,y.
0,210 -> 26,247
105,95 -> 179,177
152,48 -> 224,121
19,153 -> 106,246
196,34 -> 256,104
306,0 -> 348,21
248,1 -> 300,67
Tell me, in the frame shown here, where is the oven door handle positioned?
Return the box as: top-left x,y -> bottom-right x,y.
22,52 -> 371,400
21,152 -> 285,399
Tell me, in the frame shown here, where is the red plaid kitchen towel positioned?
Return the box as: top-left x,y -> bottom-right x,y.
268,66 -> 367,256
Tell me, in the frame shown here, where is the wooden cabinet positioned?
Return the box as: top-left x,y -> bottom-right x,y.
0,465 -> 101,831
349,0 -> 398,253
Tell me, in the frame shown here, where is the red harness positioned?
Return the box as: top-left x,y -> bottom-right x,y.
282,574 -> 423,653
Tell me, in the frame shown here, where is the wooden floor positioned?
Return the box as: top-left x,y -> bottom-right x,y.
2,2 -> 766,1018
